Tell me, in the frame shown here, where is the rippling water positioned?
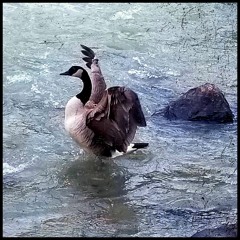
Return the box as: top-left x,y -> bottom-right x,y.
3,3 -> 237,237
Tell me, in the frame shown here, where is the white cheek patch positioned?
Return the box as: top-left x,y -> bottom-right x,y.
72,69 -> 83,78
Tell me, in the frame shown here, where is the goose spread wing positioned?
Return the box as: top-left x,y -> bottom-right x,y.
86,87 -> 146,152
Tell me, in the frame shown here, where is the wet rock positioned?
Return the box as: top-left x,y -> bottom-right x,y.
163,83 -> 234,123
191,223 -> 237,237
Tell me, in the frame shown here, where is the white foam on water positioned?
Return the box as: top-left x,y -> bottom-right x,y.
61,3 -> 82,12
165,68 -> 181,77
128,69 -> 148,78
6,73 -> 32,84
3,162 -> 28,175
40,52 -> 50,60
31,83 -> 41,94
110,7 -> 141,20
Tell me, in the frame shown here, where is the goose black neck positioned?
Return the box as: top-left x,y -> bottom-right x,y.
76,69 -> 92,105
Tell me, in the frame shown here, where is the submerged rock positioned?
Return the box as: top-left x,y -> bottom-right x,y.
191,223 -> 237,237
163,83 -> 234,123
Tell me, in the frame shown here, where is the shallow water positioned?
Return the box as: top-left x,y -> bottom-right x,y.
3,3 -> 237,237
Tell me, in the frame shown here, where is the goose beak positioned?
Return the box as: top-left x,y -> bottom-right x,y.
60,70 -> 70,76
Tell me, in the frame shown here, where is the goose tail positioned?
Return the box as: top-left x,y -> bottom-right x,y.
130,143 -> 149,150
125,142 -> 149,155
111,143 -> 148,158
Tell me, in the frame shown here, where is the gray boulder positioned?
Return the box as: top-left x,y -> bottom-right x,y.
163,83 -> 234,123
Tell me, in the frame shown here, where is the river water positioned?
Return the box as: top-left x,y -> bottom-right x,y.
3,3 -> 237,237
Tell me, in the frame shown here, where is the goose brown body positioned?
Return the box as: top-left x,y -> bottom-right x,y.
60,45 -> 148,157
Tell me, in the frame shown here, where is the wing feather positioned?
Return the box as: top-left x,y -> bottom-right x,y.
86,87 -> 146,152
81,45 -> 96,68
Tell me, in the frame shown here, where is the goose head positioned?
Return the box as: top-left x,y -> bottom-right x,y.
60,66 -> 86,79
60,66 -> 92,105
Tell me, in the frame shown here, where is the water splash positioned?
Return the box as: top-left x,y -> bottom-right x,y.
110,7 -> 142,20
3,162 -> 28,175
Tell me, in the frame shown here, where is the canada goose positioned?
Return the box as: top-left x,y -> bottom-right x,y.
60,45 -> 148,158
